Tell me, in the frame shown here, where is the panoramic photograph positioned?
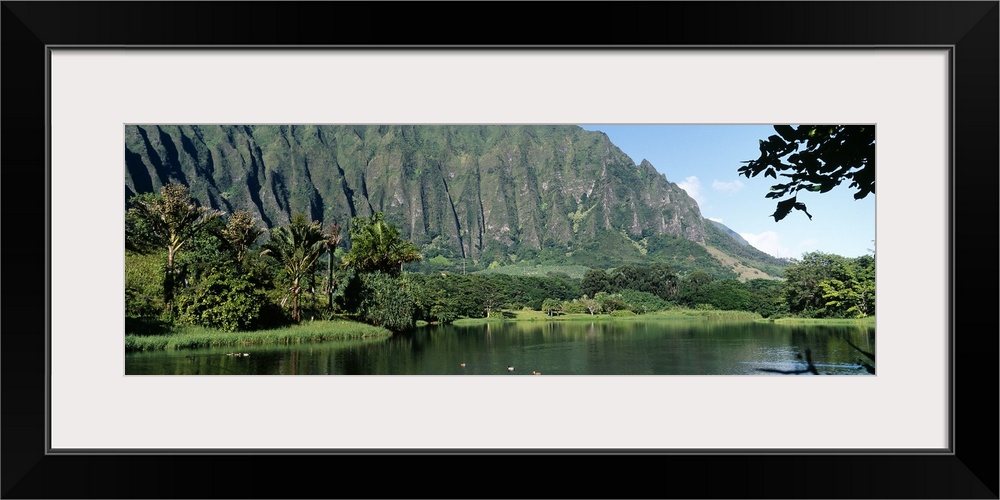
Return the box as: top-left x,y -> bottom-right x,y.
123,124 -> 875,375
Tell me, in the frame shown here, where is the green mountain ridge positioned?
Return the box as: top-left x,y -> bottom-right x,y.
124,124 -> 787,278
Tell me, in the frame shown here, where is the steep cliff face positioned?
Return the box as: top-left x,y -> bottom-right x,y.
125,124 -> 708,263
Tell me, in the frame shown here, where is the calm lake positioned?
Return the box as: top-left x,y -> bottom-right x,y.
125,320 -> 875,375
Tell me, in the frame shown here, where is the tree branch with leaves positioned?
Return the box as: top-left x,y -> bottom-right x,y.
739,125 -> 875,222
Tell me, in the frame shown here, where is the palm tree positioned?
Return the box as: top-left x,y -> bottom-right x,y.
321,223 -> 342,312
341,212 -> 421,276
260,214 -> 327,322
220,209 -> 266,266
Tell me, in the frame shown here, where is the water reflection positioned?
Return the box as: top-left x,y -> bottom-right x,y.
125,320 -> 875,375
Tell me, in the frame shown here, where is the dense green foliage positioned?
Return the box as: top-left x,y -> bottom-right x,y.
782,252 -> 875,318
744,279 -> 790,318
125,250 -> 166,318
125,184 -> 222,314
174,268 -> 276,332
581,264 -> 679,301
406,272 -> 580,322
699,279 -> 753,312
357,271 -> 417,332
676,270 -> 716,307
126,203 -> 873,348
594,292 -> 627,313
617,290 -> 670,314
342,212 -> 421,276
562,252 -> 870,318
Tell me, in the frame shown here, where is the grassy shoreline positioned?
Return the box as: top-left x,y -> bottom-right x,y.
451,309 -> 768,325
451,309 -> 874,326
125,319 -> 392,352
762,316 -> 876,326
126,312 -> 874,352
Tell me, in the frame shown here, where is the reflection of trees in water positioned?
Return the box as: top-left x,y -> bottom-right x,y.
130,321 -> 877,375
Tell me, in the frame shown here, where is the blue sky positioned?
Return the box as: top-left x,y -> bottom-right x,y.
580,125 -> 875,259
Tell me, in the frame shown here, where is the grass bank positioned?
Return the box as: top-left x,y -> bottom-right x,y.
762,316 -> 875,326
125,319 -> 392,352
451,308 -> 764,326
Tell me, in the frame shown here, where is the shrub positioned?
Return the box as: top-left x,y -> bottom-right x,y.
701,279 -> 753,311
125,250 -> 166,318
610,310 -> 636,317
560,299 -> 587,314
430,302 -> 458,325
359,271 -> 416,331
594,292 -> 627,313
619,289 -> 668,314
175,268 -> 271,332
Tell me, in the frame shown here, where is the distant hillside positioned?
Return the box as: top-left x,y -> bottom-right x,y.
704,220 -> 791,278
708,220 -> 753,246
125,124 -> 785,278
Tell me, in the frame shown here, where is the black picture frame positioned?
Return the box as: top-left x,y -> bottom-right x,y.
3,2 -> 997,498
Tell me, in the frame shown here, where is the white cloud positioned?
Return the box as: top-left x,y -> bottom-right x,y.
711,179 -> 744,193
706,217 -> 724,223
739,231 -> 791,259
677,176 -> 705,205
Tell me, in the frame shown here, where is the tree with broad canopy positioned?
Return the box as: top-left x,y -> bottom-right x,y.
125,183 -> 221,314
